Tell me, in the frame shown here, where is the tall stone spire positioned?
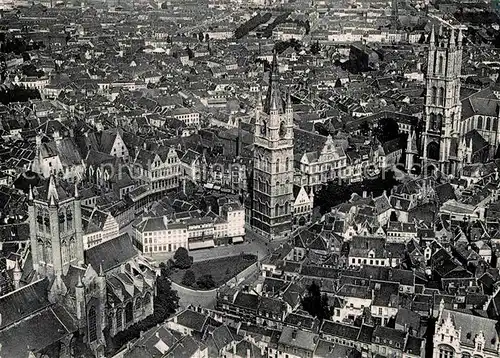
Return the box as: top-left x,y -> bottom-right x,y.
47,175 -> 58,206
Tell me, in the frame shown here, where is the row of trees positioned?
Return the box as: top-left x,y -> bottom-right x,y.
182,270 -> 216,289
0,86 -> 41,105
0,37 -> 45,55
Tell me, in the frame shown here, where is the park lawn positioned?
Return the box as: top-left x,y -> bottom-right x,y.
170,254 -> 257,289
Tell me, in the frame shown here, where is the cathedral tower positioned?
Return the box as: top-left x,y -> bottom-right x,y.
28,175 -> 84,278
251,53 -> 294,240
422,25 -> 463,176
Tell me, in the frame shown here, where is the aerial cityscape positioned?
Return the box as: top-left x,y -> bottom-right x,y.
1,0 -> 500,357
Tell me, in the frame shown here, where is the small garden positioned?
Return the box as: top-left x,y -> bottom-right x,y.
168,248 -> 257,290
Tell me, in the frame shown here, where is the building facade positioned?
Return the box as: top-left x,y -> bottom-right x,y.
422,26 -> 463,176
251,53 -> 294,240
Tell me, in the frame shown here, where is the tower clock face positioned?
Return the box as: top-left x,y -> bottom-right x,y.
279,121 -> 286,138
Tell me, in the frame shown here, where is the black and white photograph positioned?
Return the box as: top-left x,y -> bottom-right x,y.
0,0 -> 500,357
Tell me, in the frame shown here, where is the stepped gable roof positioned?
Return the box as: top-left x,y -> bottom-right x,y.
442,309 -> 499,352
84,233 -> 137,273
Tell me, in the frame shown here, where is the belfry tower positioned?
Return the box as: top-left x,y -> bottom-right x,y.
28,175 -> 84,278
251,53 -> 294,240
422,25 -> 463,176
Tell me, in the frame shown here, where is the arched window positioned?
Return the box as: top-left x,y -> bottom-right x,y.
285,158 -> 290,171
430,113 -> 437,130
38,239 -> 45,263
486,117 -> 491,130
478,116 -> 483,129
431,87 -> 437,105
275,159 -> 280,173
438,87 -> 444,106
438,345 -> 455,358
116,308 -> 123,330
61,239 -> 69,264
276,181 -> 280,195
427,142 -> 440,161
284,201 -> 289,214
125,302 -> 133,323
438,56 -> 444,74
66,209 -> 73,230
494,117 -> 499,131
144,292 -> 152,312
275,204 -> 280,217
437,114 -> 443,129
45,241 -> 52,265
88,307 -> 97,342
261,120 -> 267,136
69,237 -> 77,261
135,297 -> 142,312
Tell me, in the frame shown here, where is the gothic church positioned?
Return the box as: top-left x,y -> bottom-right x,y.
0,175 -> 156,357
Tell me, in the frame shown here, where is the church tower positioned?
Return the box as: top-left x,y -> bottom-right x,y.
422,25 -> 463,176
252,53 -> 294,240
28,175 -> 84,278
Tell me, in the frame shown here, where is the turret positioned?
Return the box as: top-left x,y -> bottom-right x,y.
457,28 -> 463,47
13,259 -> 22,290
429,25 -> 435,48
75,274 -> 85,321
74,181 -> 84,266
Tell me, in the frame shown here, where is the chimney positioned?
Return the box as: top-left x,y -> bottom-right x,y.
362,191 -> 367,198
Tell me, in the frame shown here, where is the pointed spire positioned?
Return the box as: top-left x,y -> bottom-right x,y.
286,86 -> 292,109
457,27 -> 463,45
47,174 -> 58,205
74,181 -> 79,199
271,49 -> 278,77
76,274 -> 83,287
449,27 -> 455,47
14,258 -> 21,273
429,24 -> 435,45
28,185 -> 33,201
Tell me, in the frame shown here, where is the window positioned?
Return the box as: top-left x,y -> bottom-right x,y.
438,87 -> 444,106
88,307 -> 97,342
438,56 -> 444,74
431,87 -> 437,104
125,302 -> 133,323
116,308 -> 123,330
439,346 -> 455,358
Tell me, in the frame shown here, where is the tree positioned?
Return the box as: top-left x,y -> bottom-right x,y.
172,247 -> 193,269
359,121 -> 370,136
196,274 -> 216,289
374,117 -> 399,143
182,270 -> 196,287
302,282 -> 331,321
311,40 -> 320,55
154,268 -> 179,319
